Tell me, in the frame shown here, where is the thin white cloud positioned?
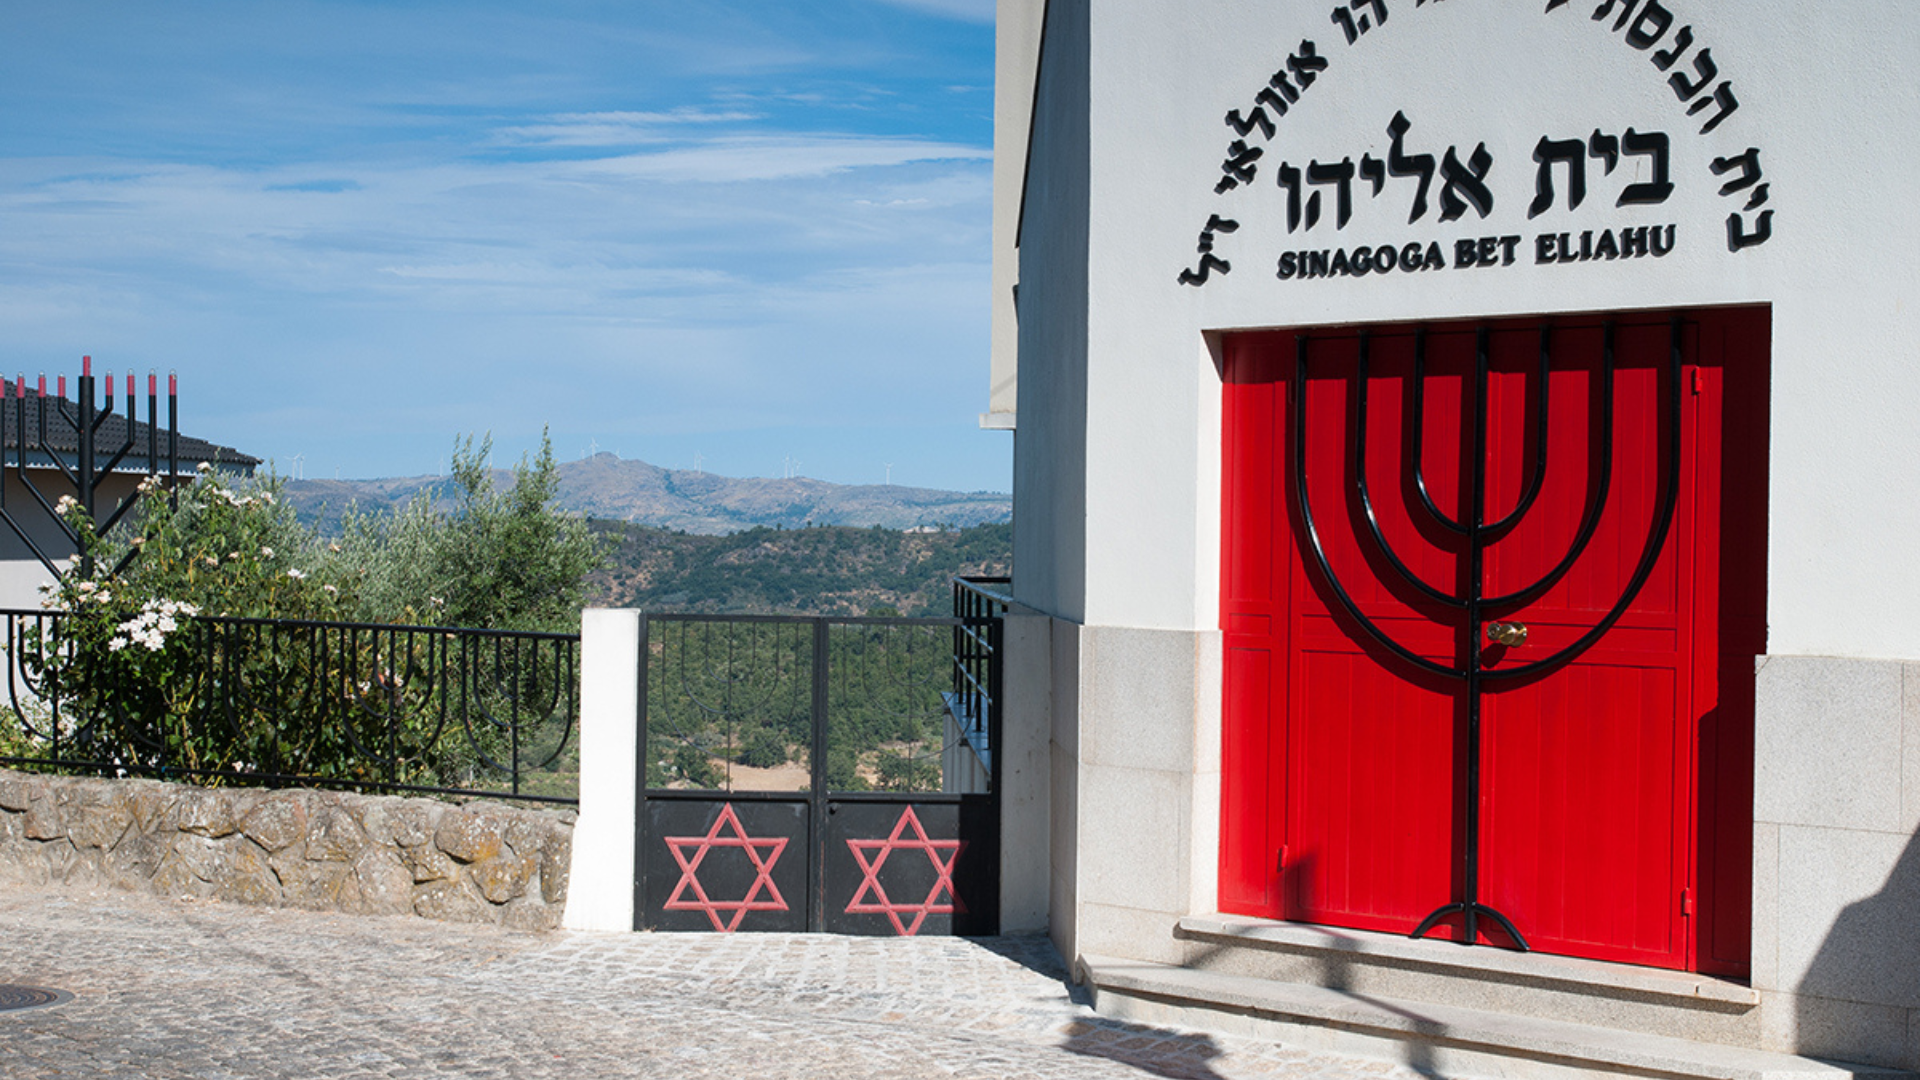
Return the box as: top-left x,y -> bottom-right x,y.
492,108 -> 760,148
871,0 -> 996,24
563,135 -> 989,184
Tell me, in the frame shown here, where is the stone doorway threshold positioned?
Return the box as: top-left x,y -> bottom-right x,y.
1076,915 -> 1907,1080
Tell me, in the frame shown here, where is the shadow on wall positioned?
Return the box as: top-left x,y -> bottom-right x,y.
1794,825 -> 1920,1070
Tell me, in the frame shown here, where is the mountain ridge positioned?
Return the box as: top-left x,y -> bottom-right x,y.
280,452 -> 1011,535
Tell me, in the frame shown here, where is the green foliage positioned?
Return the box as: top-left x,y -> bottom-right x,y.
591,520 -> 1010,616
93,468 -> 357,620
23,471 -> 399,780
645,619 -> 956,795
824,742 -> 866,791
346,431 -> 604,632
671,743 -> 722,788
11,433 -> 601,793
738,726 -> 787,769
873,749 -> 940,793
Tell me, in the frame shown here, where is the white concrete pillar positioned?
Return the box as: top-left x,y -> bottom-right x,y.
562,608 -> 640,932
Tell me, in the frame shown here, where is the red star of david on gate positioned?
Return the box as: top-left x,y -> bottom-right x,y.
663,802 -> 789,932
844,805 -> 966,936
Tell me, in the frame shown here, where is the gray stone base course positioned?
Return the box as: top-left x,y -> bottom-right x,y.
0,769 -> 573,929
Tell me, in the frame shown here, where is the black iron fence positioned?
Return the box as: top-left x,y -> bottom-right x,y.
636,590 -> 1006,934
0,609 -> 579,805
642,604 -> 1001,796
0,578 -> 1011,814
950,575 -> 1009,777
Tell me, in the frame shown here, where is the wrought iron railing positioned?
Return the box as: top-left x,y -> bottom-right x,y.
949,576 -> 1009,776
642,605 -> 1002,796
0,609 -> 578,805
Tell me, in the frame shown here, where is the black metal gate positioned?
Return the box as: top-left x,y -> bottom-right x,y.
633,607 -> 1002,935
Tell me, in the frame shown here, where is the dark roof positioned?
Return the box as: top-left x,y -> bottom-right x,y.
0,393 -> 259,473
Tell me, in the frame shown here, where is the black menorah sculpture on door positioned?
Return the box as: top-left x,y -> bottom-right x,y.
1290,319 -> 1682,951
0,357 -> 180,580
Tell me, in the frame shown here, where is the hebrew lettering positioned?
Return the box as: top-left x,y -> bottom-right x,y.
1332,0 -> 1389,44
1177,216 -> 1241,285
1591,0 -> 1640,34
1725,210 -> 1772,252
1668,47 -> 1716,100
1279,163 -> 1317,232
1288,40 -> 1329,86
1387,111 -> 1436,223
1616,129 -> 1673,205
1623,0 -> 1672,49
1439,143 -> 1496,222
1529,137 -> 1588,218
1216,140 -> 1265,193
1650,24 -> 1692,69
1308,158 -> 1359,228
1687,81 -> 1738,134
1359,153 -> 1386,196
1588,130 -> 1619,172
1225,108 -> 1275,140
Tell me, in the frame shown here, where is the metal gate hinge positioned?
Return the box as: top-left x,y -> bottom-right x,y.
1681,887 -> 1693,916
1277,844 -> 1288,874
1689,368 -> 1702,395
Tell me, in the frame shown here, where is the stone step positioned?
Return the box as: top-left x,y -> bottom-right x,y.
1176,913 -> 1761,1046
1080,954 -> 1910,1080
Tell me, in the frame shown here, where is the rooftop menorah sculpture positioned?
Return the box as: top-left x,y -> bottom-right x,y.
0,357 -> 179,580
1290,319 -> 1682,951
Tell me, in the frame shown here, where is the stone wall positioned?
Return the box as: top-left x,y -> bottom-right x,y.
0,770 -> 573,930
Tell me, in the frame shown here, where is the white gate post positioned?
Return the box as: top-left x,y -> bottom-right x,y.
562,608 -> 641,932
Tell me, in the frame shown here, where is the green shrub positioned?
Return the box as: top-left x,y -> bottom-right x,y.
343,432 -> 603,633
738,726 -> 787,768
17,431 -> 603,789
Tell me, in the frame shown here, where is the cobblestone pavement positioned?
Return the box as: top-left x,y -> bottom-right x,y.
0,885 -> 1427,1080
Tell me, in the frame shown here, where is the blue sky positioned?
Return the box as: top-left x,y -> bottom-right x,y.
0,0 -> 1003,492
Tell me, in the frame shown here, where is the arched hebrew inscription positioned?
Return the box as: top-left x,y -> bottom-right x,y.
1178,0 -> 1773,287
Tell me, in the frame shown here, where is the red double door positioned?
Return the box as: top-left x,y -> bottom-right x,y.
1219,308 -> 1766,975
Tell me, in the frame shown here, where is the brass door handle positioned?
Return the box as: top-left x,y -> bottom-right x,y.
1486,622 -> 1529,648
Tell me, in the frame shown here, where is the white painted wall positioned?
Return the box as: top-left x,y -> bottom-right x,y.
1011,0 -> 1091,624
563,608 -> 640,933
1006,0 -> 1920,658
987,0 -> 1048,429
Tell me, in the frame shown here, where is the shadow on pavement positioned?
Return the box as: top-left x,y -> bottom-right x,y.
967,933 -> 1091,1004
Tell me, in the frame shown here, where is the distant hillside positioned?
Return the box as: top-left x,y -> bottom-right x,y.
587,520 -> 1011,616
281,453 -> 1009,535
